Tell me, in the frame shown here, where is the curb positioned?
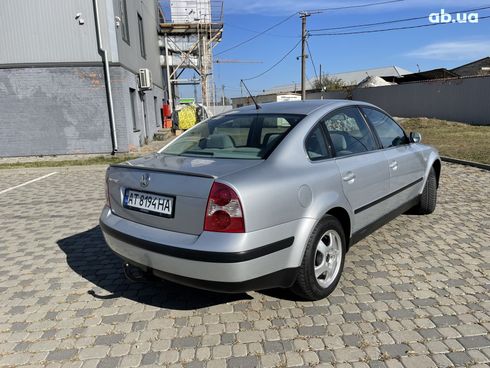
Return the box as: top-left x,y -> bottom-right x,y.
441,156 -> 490,171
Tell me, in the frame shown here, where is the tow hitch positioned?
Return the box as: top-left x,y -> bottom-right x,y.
123,262 -> 154,282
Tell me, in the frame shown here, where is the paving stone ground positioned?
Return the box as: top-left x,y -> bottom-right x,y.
0,163 -> 489,368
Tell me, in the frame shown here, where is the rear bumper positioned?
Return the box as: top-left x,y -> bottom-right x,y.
100,220 -> 294,263
99,207 -> 315,292
115,251 -> 298,293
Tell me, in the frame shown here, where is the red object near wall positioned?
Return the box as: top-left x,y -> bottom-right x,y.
163,103 -> 171,118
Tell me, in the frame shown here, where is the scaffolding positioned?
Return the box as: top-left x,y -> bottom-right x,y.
159,1 -> 223,113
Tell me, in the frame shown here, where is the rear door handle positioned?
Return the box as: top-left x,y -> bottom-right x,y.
389,161 -> 398,170
342,172 -> 356,183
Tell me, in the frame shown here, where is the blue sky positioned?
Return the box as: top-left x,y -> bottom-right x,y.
170,0 -> 490,99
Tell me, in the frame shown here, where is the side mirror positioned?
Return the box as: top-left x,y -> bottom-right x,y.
410,131 -> 422,144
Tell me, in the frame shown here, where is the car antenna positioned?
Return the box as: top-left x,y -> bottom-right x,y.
240,79 -> 261,110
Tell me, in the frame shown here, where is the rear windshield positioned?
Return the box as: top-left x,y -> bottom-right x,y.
161,113 -> 305,159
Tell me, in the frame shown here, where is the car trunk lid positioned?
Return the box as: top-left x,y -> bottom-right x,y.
107,154 -> 262,235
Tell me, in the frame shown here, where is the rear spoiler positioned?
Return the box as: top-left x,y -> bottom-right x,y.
109,164 -> 216,179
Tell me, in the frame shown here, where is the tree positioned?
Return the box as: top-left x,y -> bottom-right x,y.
313,75 -> 346,91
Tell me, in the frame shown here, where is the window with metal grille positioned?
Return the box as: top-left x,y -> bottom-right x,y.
129,88 -> 138,131
154,96 -> 160,126
120,0 -> 130,44
137,13 -> 146,59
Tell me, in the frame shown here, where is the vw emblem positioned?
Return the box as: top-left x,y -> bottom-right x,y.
140,173 -> 150,188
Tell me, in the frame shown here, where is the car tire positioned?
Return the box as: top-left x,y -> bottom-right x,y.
413,167 -> 437,215
291,215 -> 346,301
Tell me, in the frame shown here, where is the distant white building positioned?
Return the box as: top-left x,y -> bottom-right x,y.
261,66 -> 412,95
231,66 -> 414,108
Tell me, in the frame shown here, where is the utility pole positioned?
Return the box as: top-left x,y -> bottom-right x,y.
164,34 -> 174,111
213,82 -> 217,107
221,84 -> 225,106
193,74 -> 198,103
200,34 -> 210,109
300,12 -> 310,101
319,63 -> 323,99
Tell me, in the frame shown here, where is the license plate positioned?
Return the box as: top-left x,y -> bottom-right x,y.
124,189 -> 174,217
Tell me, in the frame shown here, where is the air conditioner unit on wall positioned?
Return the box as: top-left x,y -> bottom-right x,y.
138,68 -> 153,90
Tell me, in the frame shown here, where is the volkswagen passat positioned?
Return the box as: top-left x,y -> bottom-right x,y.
100,100 -> 440,300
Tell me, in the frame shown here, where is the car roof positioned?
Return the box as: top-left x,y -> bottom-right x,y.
228,99 -> 373,116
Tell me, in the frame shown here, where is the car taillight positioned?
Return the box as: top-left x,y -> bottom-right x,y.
204,182 -> 245,233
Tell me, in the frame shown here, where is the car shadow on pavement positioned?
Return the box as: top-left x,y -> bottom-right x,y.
57,226 -> 252,310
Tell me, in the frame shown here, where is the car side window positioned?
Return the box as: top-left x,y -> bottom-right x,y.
321,107 -> 377,157
305,125 -> 330,161
362,107 -> 408,148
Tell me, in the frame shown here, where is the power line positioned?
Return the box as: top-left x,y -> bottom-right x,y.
310,5 -> 490,32
242,39 -> 302,81
223,85 -> 263,93
225,23 -> 300,39
305,0 -> 404,12
215,1 -> 406,56
312,16 -> 423,31
306,38 -> 318,80
216,13 -> 297,56
310,15 -> 490,36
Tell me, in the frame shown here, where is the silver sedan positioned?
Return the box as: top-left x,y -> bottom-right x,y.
100,100 -> 440,300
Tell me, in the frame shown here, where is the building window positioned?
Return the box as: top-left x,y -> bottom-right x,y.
137,13 -> 146,59
154,96 -> 160,126
120,0 -> 130,44
129,88 -> 138,131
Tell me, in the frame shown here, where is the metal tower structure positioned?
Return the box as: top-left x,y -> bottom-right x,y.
159,1 -> 223,113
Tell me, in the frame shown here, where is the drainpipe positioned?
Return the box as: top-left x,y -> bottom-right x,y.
93,0 -> 118,154
164,34 -> 174,114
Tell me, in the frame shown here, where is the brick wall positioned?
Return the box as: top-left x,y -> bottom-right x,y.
0,66 -> 164,157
